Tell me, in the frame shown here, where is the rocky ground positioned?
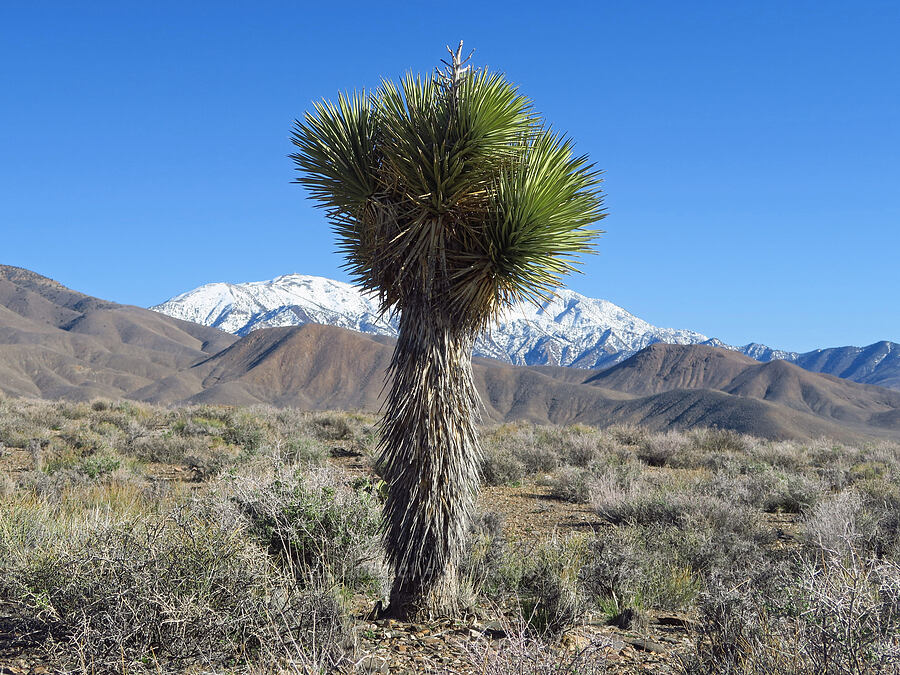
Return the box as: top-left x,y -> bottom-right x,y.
315,452 -> 795,674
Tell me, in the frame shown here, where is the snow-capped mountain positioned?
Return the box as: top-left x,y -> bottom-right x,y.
153,275 -> 397,338
151,273 -> 900,389
153,273 -> 724,369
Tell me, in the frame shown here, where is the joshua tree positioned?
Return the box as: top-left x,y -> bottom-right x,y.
290,42 -> 605,619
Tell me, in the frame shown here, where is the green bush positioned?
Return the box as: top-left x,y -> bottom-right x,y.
232,469 -> 385,593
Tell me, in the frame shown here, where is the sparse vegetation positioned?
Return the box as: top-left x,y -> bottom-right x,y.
1,397 -> 898,672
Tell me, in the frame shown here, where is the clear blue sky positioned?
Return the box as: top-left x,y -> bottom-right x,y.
2,1 -> 898,352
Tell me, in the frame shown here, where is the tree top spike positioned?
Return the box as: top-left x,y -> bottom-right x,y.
440,40 -> 475,89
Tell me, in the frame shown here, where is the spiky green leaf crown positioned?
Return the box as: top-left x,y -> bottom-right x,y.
290,52 -> 605,331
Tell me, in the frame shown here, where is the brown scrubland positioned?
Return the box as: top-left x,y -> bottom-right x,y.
0,397 -> 898,673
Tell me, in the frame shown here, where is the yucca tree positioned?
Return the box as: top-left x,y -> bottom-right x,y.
290,43 -> 605,619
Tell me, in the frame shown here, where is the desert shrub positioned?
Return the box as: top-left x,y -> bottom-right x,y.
0,472 -> 15,498
561,432 -> 603,467
607,424 -> 647,448
582,526 -> 702,618
672,427 -> 754,471
480,424 -> 560,481
56,427 -> 118,457
691,428 -> 749,455
20,468 -> 90,501
464,612 -> 613,674
591,469 -> 779,602
512,535 -> 589,636
802,490 -> 865,557
309,412 -> 355,441
231,469 -> 386,594
762,471 -> 824,514
699,469 -> 775,508
58,401 -> 92,420
548,466 -> 595,503
183,446 -> 238,481
353,423 -> 380,456
699,465 -> 823,514
482,423 -> 646,484
77,450 -> 122,479
222,408 -> 266,453
580,528 -> 643,616
460,510 -> 507,601
280,434 -> 329,465
752,439 -> 807,471
90,398 -> 111,411
593,485 -> 705,528
172,415 -> 225,437
130,433 -> 210,464
0,417 -> 49,449
683,553 -> 900,675
638,431 -> 689,467
804,488 -> 900,559
792,553 -> 900,673
517,442 -> 561,474
481,444 -> 527,486
0,500 -> 351,672
682,574 -> 789,674
864,493 -> 900,559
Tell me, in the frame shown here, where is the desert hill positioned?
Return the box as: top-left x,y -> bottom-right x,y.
167,324 -> 896,441
587,343 -> 900,433
794,341 -> 900,391
0,265 -> 237,400
1,265 -> 899,441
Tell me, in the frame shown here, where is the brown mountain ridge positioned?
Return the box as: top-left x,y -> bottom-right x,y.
1,264 -> 898,442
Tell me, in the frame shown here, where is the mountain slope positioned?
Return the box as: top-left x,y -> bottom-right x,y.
151,273 -> 900,390
587,343 -> 900,433
164,324 -> 899,441
793,341 -> 900,390
3,265 -> 900,442
0,265 -> 238,400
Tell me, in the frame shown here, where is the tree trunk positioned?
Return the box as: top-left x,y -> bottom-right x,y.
378,304 -> 481,620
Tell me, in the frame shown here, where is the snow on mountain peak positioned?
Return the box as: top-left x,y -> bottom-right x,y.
151,273 -> 720,369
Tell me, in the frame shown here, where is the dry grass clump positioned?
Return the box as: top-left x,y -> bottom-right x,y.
471,533 -> 591,637
229,466 -> 388,594
464,611 -> 613,674
0,492 -> 352,672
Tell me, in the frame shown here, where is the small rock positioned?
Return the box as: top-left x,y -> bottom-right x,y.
609,607 -> 647,630
655,613 -> 697,629
477,620 -> 507,639
623,637 -> 667,653
561,632 -> 592,651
